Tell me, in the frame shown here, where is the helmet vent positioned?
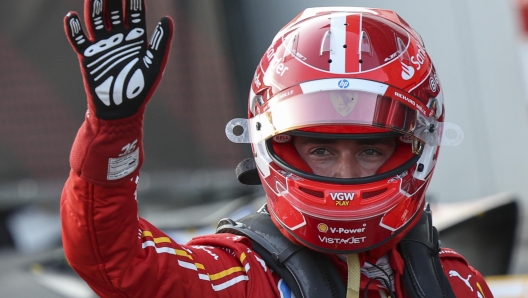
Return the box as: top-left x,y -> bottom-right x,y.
360,30 -> 373,57
320,30 -> 332,56
299,186 -> 324,198
361,188 -> 388,199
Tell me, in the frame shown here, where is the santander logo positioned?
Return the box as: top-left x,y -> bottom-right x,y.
401,61 -> 415,80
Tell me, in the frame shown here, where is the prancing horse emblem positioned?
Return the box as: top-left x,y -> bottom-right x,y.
330,92 -> 358,117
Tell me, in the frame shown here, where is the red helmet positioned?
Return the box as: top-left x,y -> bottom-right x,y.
226,7 -> 462,254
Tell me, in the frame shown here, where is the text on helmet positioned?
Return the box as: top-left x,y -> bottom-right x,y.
331,192 -> 355,206
410,43 -> 427,71
270,58 -> 290,76
318,235 -> 366,244
330,192 -> 355,200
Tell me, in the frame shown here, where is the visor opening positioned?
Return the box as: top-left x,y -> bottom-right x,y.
267,136 -> 422,185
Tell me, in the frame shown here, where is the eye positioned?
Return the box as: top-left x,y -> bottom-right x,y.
362,149 -> 379,156
311,148 -> 329,155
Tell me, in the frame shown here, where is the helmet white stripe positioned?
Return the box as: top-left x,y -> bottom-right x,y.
329,13 -> 347,73
358,13 -> 364,72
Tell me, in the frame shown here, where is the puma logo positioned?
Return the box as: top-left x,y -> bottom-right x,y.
449,270 -> 473,291
254,254 -> 267,272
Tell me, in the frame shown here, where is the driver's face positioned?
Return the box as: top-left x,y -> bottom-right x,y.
293,136 -> 397,178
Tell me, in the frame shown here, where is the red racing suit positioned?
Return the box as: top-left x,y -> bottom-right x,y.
61,113 -> 494,298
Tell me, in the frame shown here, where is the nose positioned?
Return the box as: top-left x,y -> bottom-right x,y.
332,153 -> 362,178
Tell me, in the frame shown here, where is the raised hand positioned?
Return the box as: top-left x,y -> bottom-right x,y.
64,0 -> 173,120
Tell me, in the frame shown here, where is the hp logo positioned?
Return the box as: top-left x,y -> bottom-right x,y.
338,79 -> 350,88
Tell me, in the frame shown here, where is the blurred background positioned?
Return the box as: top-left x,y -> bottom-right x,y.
1,0 -> 528,296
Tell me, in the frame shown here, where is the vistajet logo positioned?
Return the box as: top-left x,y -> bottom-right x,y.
318,235 -> 366,244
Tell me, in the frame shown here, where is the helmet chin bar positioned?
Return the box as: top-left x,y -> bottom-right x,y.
269,200 -> 426,254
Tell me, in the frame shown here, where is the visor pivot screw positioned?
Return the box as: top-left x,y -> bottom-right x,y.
256,122 -> 261,131
417,163 -> 425,172
428,124 -> 435,133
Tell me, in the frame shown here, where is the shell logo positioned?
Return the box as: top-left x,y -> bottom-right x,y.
317,223 -> 329,233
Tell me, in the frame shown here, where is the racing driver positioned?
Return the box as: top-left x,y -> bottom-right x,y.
60,0 -> 494,297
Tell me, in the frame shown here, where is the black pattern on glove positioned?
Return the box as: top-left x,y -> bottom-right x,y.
64,0 -> 173,120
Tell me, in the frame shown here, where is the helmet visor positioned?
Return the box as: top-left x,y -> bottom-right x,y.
226,79 -> 463,146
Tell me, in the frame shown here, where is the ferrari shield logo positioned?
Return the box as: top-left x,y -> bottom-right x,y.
331,92 -> 358,117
